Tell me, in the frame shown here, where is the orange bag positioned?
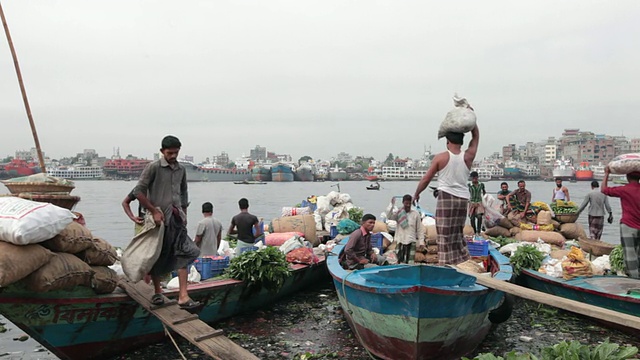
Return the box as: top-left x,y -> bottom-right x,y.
285,247 -> 319,265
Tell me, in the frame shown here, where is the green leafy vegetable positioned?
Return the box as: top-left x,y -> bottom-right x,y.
348,207 -> 363,224
463,339 -> 637,360
225,246 -> 291,293
509,245 -> 545,275
610,245 -> 626,273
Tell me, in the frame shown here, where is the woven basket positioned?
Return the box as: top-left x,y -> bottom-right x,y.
17,193 -> 81,210
555,213 -> 578,224
579,238 -> 615,257
1,181 -> 75,195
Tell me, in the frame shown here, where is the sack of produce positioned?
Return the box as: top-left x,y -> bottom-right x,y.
24,253 -> 94,292
41,221 -> 94,254
425,225 -> 438,244
437,95 -> 477,139
517,230 -> 566,246
537,210 -> 552,225
0,196 -> 75,245
265,232 -> 303,247
76,237 -> 119,266
483,205 -> 504,228
562,246 -> 592,280
509,226 -> 521,236
271,214 -> 318,246
373,221 -> 388,233
559,223 -> 587,240
90,266 -> 118,294
484,226 -> 510,237
519,223 -> 554,231
608,153 -> 640,175
121,213 -> 164,283
463,225 -> 475,236
0,242 -> 53,287
285,247 -> 319,265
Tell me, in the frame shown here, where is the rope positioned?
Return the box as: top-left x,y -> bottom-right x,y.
163,324 -> 187,360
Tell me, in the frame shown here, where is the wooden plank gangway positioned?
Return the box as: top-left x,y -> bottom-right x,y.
120,280 -> 258,360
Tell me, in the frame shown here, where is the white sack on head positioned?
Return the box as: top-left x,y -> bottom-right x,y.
437,95 -> 477,139
608,153 -> 640,175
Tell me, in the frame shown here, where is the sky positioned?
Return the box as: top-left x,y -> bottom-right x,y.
1,1 -> 639,163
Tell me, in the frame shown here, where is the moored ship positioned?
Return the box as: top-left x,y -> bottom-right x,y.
575,162 -> 594,181
103,158 -> 151,179
294,163 -> 315,182
0,158 -> 41,179
180,160 -> 251,182
251,164 -> 272,182
328,166 -> 348,181
271,162 -> 294,182
47,165 -> 104,180
552,157 -> 575,180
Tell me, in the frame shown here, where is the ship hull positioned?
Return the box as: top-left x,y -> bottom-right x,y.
182,162 -> 251,182
575,170 -> 593,181
251,167 -> 272,182
552,169 -> 575,180
294,168 -> 314,182
329,171 -> 348,181
271,164 -> 294,182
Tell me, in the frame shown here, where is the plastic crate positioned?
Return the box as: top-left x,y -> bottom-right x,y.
370,233 -> 383,252
239,246 -> 259,255
194,256 -> 230,280
467,239 -> 489,257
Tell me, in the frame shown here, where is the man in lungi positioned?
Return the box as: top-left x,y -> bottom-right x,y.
577,180 -> 612,240
385,195 -> 425,264
467,171 -> 486,235
602,168 -> 640,278
414,125 -> 479,266
132,135 -> 201,309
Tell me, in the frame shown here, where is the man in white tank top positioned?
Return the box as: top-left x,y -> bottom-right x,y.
551,178 -> 570,202
414,125 -> 480,265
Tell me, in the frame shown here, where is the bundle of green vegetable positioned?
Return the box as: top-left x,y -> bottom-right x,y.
550,200 -> 578,214
464,339 -> 638,360
509,244 -> 545,275
348,207 -> 364,224
225,246 -> 291,293
489,236 -> 516,248
610,245 -> 626,274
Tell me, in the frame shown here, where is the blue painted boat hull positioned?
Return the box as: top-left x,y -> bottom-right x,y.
0,261 -> 329,360
328,245 -> 513,360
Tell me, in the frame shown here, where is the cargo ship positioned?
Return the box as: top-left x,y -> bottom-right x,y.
0,158 -> 41,179
575,162 -> 594,181
552,157 -> 575,180
294,163 -> 315,182
328,166 -> 348,181
251,164 -> 272,182
103,158 -> 151,179
271,162 -> 294,182
180,160 -> 251,182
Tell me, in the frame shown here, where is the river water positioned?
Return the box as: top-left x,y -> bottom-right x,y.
0,180 -> 626,359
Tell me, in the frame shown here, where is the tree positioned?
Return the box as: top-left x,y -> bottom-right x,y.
226,162 -> 236,169
1,156 -> 13,163
298,155 -> 312,165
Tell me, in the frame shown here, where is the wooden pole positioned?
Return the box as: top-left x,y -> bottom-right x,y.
464,271 -> 640,331
0,1 -> 46,173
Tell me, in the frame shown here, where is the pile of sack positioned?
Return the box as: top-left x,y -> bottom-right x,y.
313,191 -> 357,232
0,197 -> 119,294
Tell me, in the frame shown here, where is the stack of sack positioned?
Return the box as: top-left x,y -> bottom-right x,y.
313,191 -> 357,232
0,197 -> 119,295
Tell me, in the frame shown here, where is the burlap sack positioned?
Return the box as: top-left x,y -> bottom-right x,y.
90,266 -> 118,294
463,225 -> 475,236
425,225 -> 438,243
24,253 -> 94,292
509,227 -> 521,236
559,223 -> 587,240
41,222 -> 93,254
415,252 -> 438,263
507,211 -> 522,227
498,217 -> 514,230
455,259 -> 484,273
427,245 -> 438,254
271,215 -> 318,246
77,237 -> 118,266
551,220 -> 561,230
0,242 -> 53,287
373,221 -> 388,233
518,230 -> 566,246
484,226 -> 510,238
537,211 -> 552,226
550,249 -> 570,260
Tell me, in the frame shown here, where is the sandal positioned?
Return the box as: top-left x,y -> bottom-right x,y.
151,293 -> 166,306
178,299 -> 201,310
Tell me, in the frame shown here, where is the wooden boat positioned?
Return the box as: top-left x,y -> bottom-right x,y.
365,184 -> 380,190
233,180 -> 267,185
327,245 -> 513,360
517,269 -> 640,320
0,258 -> 328,360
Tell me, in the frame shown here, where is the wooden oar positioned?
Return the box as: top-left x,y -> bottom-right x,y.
460,270 -> 640,331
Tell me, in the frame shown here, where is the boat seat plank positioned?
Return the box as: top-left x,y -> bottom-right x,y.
119,280 -> 258,360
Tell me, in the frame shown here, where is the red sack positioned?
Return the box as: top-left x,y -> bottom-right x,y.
285,247 -> 319,265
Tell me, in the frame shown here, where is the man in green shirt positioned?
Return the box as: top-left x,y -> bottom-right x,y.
468,171 -> 486,235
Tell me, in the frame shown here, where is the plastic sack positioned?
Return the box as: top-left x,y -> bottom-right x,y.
437,95 -> 477,139
188,265 -> 201,282
279,236 -> 305,254
217,239 -> 230,256
265,232 -> 302,247
314,212 -> 323,231
315,196 -> 331,215
483,205 -> 505,228
121,213 -> 164,283
0,196 -> 75,245
281,207 -> 311,217
562,246 -> 592,280
285,247 -> 319,265
337,218 -> 359,235
608,153 -> 640,175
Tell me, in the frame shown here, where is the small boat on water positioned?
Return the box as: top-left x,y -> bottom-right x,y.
366,182 -> 380,190
233,180 -> 267,185
0,259 -> 328,360
327,245 -> 513,360
517,269 -> 640,331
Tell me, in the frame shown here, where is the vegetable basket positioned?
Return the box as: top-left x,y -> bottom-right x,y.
555,213 -> 578,223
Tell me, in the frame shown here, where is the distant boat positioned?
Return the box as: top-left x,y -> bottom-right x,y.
47,165 -> 104,180
251,164 -> 272,182
366,183 -> 380,190
294,163 -> 315,182
329,166 -> 348,181
180,160 -> 251,182
552,157 -> 575,180
233,180 -> 267,185
271,163 -> 294,182
575,162 -> 594,181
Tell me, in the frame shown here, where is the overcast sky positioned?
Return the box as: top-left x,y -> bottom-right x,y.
1,1 -> 639,163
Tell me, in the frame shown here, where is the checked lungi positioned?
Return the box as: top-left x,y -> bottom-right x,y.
620,223 -> 640,279
588,215 -> 605,240
436,191 -> 470,266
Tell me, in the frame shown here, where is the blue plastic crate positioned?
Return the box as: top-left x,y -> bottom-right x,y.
194,256 -> 230,280
370,233 -> 383,252
467,239 -> 489,257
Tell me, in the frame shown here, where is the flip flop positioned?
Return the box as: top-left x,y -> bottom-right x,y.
178,299 -> 201,310
151,293 -> 167,305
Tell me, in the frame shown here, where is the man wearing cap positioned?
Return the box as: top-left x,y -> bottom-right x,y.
602,168 -> 640,278
132,135 -> 200,309
414,125 -> 480,266
577,180 -> 612,240
194,202 -> 223,257
339,214 -> 388,269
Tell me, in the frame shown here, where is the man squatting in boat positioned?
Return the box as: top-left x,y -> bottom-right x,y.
413,125 -> 480,266
340,214 -> 388,269
131,135 -> 201,310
